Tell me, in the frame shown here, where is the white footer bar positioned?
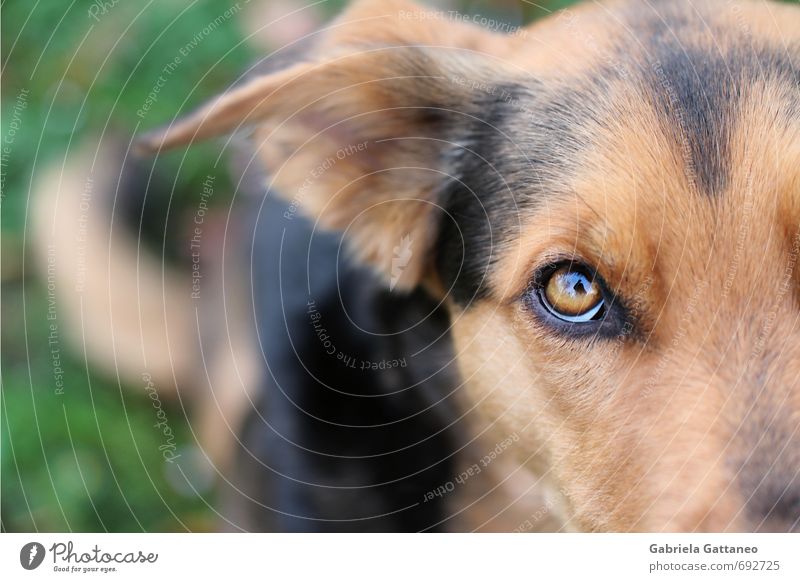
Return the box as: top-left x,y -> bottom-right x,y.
1,533 -> 797,581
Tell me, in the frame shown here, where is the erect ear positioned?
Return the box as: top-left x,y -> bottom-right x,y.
136,0 -> 520,291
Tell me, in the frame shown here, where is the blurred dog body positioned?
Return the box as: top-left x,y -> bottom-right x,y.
31,142 -> 263,474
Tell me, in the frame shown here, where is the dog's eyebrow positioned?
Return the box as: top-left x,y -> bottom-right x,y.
643,46 -> 735,197
630,2 -> 800,197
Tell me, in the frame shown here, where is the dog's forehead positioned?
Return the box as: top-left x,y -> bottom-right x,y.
438,0 -> 800,305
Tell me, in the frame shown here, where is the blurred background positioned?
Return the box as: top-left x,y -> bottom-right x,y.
5,0 -> 794,532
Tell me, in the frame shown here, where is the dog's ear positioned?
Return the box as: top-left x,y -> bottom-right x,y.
136,0 -> 518,291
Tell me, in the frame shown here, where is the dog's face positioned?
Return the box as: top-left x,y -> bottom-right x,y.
139,0 -> 800,531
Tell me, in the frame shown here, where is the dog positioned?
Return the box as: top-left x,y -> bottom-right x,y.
41,0 -> 800,532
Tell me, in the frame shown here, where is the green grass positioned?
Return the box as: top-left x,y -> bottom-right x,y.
2,281 -> 216,531
2,0 -> 258,532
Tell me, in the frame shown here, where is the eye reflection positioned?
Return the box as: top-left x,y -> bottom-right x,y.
539,265 -> 605,322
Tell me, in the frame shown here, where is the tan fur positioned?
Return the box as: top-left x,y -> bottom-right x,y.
463,9 -> 800,530
136,0 -> 522,291
138,0 -> 800,531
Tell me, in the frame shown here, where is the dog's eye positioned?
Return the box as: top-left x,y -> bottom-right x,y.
538,264 -> 604,322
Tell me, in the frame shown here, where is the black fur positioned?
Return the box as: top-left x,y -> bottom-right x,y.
224,192 -> 462,531
435,80 -> 607,305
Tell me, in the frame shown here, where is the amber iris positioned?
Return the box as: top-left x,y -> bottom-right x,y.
541,265 -> 604,322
